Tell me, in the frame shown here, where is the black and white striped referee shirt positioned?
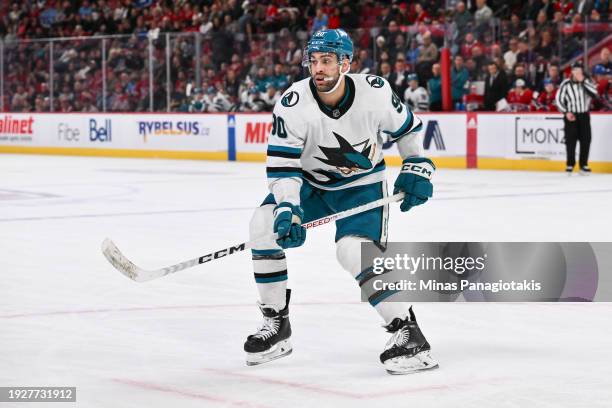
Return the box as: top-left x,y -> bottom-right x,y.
555,78 -> 598,113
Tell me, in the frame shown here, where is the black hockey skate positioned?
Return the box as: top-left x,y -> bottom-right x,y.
380,307 -> 438,374
244,289 -> 292,366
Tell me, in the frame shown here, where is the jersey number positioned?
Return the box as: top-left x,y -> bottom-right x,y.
391,92 -> 403,114
271,114 -> 287,138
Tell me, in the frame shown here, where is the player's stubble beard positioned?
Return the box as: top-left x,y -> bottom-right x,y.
313,70 -> 340,93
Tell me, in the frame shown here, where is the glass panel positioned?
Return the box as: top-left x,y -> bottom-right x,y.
3,39 -> 51,112
51,37 -> 103,112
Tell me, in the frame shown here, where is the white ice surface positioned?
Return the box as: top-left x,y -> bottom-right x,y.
1,154 -> 611,408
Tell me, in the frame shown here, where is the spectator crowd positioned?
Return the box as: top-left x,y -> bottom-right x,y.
1,0 -> 610,113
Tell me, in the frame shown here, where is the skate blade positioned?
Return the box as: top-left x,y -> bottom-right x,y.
579,171 -> 590,176
384,350 -> 439,375
246,339 -> 292,366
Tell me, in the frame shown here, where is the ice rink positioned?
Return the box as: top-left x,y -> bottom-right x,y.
1,154 -> 612,408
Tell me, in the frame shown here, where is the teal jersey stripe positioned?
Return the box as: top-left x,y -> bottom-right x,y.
267,171 -> 302,178
383,111 -> 414,139
255,275 -> 288,283
252,249 -> 284,256
267,145 -> 303,155
369,289 -> 400,306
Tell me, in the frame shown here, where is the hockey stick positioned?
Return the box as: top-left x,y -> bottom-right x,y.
102,192 -> 405,282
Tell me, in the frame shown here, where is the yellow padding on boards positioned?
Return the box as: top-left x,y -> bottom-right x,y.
0,146 -> 228,161
478,158 -> 612,173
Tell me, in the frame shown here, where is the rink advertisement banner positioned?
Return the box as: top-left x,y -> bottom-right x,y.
359,242 -> 612,302
477,114 -> 612,162
233,113 -> 467,162
381,114 -> 467,159
0,113 -> 228,153
234,114 -> 272,155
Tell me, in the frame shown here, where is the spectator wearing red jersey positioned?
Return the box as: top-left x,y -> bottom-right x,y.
463,83 -> 484,111
554,0 -> 574,16
460,32 -> 481,60
328,8 -> 341,29
414,3 -> 431,23
535,78 -> 558,111
506,78 -> 533,111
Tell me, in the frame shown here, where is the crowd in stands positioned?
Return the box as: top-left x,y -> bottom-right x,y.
1,0 -> 610,113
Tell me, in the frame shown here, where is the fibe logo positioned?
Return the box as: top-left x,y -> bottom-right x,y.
89,119 -> 112,142
57,123 -> 80,142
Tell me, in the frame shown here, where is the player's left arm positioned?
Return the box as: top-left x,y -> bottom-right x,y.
379,80 -> 435,213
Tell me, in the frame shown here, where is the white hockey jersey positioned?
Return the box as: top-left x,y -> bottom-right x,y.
404,86 -> 430,112
266,74 -> 423,203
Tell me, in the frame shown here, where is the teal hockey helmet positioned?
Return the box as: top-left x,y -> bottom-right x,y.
302,29 -> 354,68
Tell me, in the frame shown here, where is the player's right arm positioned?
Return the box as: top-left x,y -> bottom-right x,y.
266,98 -> 307,248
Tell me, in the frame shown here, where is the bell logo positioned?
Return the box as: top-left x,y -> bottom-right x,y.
423,120 -> 445,150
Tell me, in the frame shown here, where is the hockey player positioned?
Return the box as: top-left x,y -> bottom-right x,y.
403,73 -> 430,112
244,29 -> 437,374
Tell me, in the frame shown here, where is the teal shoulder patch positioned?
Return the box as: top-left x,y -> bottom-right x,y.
281,91 -> 300,107
365,75 -> 384,88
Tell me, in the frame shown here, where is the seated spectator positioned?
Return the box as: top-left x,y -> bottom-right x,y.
460,32 -> 481,60
534,78 -> 558,111
506,79 -> 533,111
592,65 -> 611,110
358,49 -> 375,73
453,2 -> 472,37
545,64 -> 562,88
463,83 -> 484,111
414,3 -> 431,23
416,31 -> 438,81
428,63 -> 442,111
474,0 -> 493,27
404,73 -> 429,112
311,9 -> 328,34
270,63 -> 289,92
534,30 -> 554,60
516,38 -> 536,65
465,58 -> 482,81
188,88 -> 207,112
554,0 -> 574,16
452,55 -> 469,106
599,47 -> 612,71
508,13 -> 525,38
258,83 -> 280,111
389,56 -> 410,96
254,67 -> 272,93
484,61 -> 508,110
378,61 -> 392,81
224,69 -> 241,99
509,63 -> 533,89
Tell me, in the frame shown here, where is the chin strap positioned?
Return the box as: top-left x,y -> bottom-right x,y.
320,64 -> 350,94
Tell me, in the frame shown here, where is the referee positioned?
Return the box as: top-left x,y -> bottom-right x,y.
555,61 -> 599,174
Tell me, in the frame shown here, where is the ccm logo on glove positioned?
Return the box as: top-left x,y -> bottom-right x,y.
400,162 -> 435,180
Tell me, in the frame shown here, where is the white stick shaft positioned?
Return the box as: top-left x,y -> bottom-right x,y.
102,192 -> 404,282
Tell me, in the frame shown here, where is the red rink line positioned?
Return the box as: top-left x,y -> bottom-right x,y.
113,378 -> 273,408
201,367 -> 510,400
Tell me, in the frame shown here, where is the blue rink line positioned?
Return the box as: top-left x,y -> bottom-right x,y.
1,188 -> 612,223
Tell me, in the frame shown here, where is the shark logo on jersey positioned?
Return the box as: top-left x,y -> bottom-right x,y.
366,75 -> 384,88
315,132 -> 374,175
281,91 -> 299,107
